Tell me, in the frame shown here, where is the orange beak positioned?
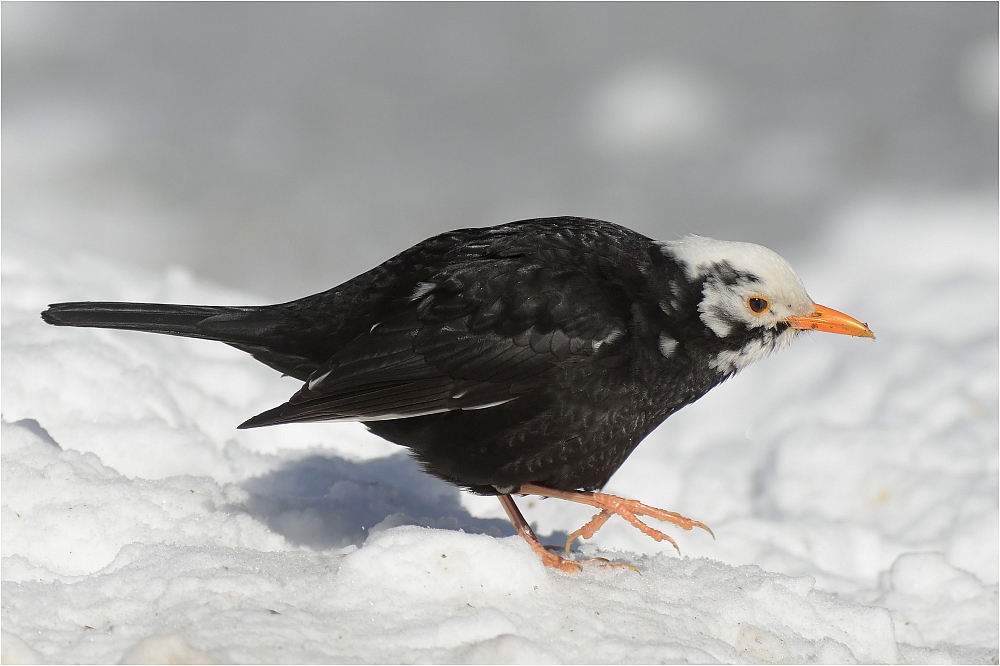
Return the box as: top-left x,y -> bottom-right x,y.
784,303 -> 875,339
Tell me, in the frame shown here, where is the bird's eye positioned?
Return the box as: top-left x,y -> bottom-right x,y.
747,297 -> 770,314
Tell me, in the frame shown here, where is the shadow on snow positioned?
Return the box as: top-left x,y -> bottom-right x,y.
240,452 -> 570,551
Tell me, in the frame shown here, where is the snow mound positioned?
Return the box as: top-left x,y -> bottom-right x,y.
2,420 -> 287,579
2,197 -> 997,663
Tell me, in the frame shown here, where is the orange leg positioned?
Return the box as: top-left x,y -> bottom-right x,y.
519,483 -> 714,556
498,494 -> 581,572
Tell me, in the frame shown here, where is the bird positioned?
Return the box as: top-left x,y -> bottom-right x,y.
41,217 -> 874,572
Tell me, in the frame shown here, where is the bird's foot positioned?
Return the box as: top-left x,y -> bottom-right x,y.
543,546 -> 639,572
536,547 -> 583,573
518,483 -> 713,556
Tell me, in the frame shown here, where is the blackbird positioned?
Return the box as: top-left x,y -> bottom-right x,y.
42,217 -> 874,571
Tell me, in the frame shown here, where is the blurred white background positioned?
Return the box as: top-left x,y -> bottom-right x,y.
3,3 -> 997,299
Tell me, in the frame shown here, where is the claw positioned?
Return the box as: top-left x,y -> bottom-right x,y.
577,556 -> 641,573
604,562 -> 642,576
619,509 -> 681,554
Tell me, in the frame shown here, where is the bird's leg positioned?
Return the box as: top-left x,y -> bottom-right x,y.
497,494 -> 581,573
519,483 -> 714,555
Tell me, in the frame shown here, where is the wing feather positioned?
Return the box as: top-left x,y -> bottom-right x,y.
239,259 -> 632,429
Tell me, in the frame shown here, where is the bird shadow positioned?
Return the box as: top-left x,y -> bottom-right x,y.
239,452 -> 569,551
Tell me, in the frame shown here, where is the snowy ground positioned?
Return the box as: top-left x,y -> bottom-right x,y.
2,197 -> 997,664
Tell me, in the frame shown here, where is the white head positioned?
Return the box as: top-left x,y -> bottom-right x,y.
658,234 -> 873,373
655,236 -> 815,374
661,235 -> 816,337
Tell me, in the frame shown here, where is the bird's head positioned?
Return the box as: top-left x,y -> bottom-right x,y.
659,235 -> 874,375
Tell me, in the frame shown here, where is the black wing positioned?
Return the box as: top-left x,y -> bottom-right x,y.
239,258 -> 632,428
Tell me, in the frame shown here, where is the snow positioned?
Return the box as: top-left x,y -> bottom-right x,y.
2,196 -> 998,664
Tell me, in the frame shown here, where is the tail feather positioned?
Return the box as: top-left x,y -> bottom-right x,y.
42,300 -> 332,381
41,302 -> 258,341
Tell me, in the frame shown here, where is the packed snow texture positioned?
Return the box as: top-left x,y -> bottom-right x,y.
2,197 -> 998,664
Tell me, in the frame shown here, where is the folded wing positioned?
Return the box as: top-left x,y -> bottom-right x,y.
239,261 -> 630,428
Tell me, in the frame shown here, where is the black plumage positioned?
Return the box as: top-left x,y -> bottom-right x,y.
42,217 -> 873,570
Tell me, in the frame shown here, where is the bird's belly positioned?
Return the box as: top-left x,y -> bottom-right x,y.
364,387 -> 661,495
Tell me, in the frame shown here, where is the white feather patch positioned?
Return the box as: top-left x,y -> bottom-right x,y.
710,327 -> 799,374
411,281 -> 436,301
460,398 -> 516,411
658,334 -> 678,358
593,328 -> 623,351
307,369 -> 332,390
660,236 -> 802,285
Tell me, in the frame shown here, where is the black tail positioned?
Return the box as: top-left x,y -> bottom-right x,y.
41,302 -> 257,341
41,301 -> 320,381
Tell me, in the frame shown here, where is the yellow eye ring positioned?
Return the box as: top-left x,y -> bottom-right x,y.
747,296 -> 770,314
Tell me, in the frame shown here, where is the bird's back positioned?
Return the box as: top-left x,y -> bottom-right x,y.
262,217 -> 657,375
